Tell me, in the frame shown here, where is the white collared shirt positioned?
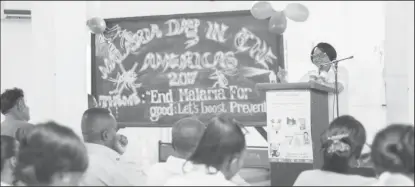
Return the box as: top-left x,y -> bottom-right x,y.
300,66 -> 349,121
1,181 -> 10,186
147,156 -> 248,186
164,163 -> 237,186
293,169 -> 376,186
80,143 -> 146,186
371,172 -> 414,186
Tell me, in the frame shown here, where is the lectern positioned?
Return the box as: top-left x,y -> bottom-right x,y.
256,81 -> 334,186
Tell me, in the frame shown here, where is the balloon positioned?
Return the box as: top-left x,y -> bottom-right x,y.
284,3 -> 309,22
86,17 -> 107,34
268,11 -> 287,35
251,1 -> 275,20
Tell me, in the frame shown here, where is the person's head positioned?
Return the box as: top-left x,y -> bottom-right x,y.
310,42 -> 337,73
88,94 -> 98,108
81,108 -> 117,149
14,121 -> 88,186
171,117 -> 206,159
0,88 -> 30,121
320,115 -> 366,174
1,136 -> 18,175
187,115 -> 246,180
371,124 -> 414,177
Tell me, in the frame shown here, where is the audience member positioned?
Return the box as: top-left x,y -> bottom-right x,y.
293,115 -> 376,186
1,136 -> 18,186
165,115 -> 247,186
13,121 -> 88,186
80,108 -> 146,186
0,88 -> 33,141
147,117 -> 249,186
370,124 -> 414,186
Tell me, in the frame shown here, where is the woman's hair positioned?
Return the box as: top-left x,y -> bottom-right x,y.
371,124 -> 414,175
187,114 -> 246,172
1,135 -> 18,171
321,115 -> 366,174
14,121 -> 88,185
310,42 -> 338,62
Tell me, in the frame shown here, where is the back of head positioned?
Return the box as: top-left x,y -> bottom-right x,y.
188,114 -> 246,173
14,121 -> 88,186
0,88 -> 27,117
1,135 -> 18,172
171,117 -> 206,158
321,115 -> 366,174
81,107 -> 116,143
371,124 -> 414,176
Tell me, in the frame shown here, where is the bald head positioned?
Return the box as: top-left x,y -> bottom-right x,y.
81,108 -> 117,144
172,117 -> 206,158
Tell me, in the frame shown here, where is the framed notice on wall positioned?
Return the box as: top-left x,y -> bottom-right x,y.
266,90 -> 313,163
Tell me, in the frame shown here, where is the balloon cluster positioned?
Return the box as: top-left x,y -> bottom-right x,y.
251,1 -> 309,35
86,17 -> 107,34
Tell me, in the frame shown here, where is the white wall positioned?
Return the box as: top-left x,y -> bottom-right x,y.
0,19 -> 35,121
384,1 -> 414,125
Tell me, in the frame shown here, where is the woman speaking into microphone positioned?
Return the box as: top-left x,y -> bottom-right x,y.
300,42 -> 349,122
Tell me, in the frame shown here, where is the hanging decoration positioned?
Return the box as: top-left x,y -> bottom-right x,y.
250,1 -> 309,35
283,3 -> 309,22
250,1 -> 275,20
86,17 -> 107,34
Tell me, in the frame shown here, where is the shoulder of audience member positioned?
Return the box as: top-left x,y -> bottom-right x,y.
293,169 -> 320,185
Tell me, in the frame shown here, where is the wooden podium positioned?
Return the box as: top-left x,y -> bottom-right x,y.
256,81 -> 334,186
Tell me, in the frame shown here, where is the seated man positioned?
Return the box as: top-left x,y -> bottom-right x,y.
80,108 -> 146,186
0,88 -> 33,141
146,117 -> 249,186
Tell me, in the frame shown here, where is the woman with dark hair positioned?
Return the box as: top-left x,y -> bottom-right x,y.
164,115 -> 247,186
294,115 -> 376,186
13,121 -> 89,186
370,124 -> 414,186
1,136 -> 19,186
300,42 -> 349,121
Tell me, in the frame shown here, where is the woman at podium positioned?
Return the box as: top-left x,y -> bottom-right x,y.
299,42 -> 349,121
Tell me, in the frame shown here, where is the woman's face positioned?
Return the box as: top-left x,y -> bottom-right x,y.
312,47 -> 332,72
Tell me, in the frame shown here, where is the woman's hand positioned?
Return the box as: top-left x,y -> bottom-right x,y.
309,74 -> 319,81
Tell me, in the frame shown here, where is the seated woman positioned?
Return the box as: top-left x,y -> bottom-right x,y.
1,136 -> 19,186
13,121 -> 89,186
293,115 -> 376,186
370,124 -> 414,186
164,115 -> 247,186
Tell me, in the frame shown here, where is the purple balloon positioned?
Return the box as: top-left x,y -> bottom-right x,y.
268,11 -> 287,35
284,3 -> 309,22
251,1 -> 275,20
87,17 -> 107,34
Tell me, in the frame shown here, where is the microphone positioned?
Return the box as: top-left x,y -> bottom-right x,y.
319,56 -> 354,66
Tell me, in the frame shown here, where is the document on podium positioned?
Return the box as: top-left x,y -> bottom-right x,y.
266,90 -> 313,164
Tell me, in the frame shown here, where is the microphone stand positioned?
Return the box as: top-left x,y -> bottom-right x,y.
319,56 -> 353,118
333,62 -> 339,118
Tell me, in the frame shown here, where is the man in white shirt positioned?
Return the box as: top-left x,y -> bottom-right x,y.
146,117 -> 249,186
300,42 -> 349,122
80,108 -> 146,186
